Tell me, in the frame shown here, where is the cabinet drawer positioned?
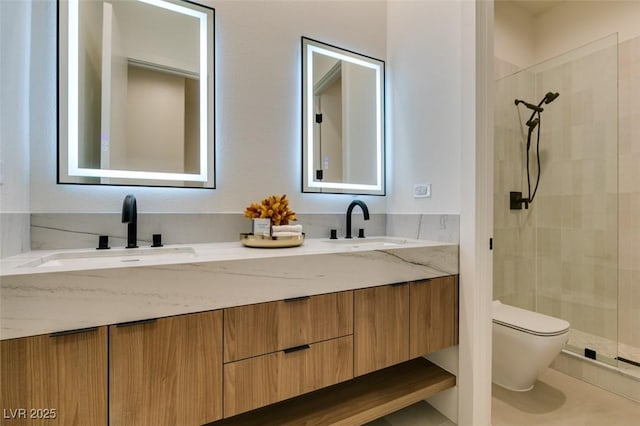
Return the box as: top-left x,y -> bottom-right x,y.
224,291 -> 353,362
223,335 -> 353,417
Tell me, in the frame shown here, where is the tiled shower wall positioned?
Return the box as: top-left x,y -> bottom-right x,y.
493,59 -> 537,311
495,35 -> 640,366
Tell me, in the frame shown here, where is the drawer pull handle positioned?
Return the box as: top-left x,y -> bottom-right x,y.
116,318 -> 157,328
49,327 -> 98,337
283,344 -> 311,354
284,296 -> 310,303
390,282 -> 409,287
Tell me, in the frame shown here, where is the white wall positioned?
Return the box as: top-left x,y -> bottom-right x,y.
387,0 -> 461,215
0,0 -> 31,213
496,0 -> 640,69
17,0 -> 471,216
26,0 -> 387,214
387,2 -> 494,425
0,0 -> 33,257
534,0 -> 640,63
459,2 -> 494,424
494,1 -> 535,69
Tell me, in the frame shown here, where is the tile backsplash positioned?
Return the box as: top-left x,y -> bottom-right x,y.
386,214 -> 460,244
0,213 -> 30,258
1,213 -> 461,254
29,213 -> 390,251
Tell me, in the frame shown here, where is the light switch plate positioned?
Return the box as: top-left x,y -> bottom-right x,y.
414,183 -> 431,198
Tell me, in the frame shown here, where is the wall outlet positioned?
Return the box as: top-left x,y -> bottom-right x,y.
413,183 -> 431,198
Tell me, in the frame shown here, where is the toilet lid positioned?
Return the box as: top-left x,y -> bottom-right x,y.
492,300 -> 570,336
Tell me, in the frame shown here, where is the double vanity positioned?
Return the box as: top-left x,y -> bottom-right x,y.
3,0 -> 462,423
1,237 -> 459,425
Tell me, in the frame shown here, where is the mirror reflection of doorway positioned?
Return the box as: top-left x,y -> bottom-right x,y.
313,59 -> 343,183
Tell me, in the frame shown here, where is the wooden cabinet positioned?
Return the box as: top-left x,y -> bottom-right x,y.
0,327 -> 107,426
223,335 -> 353,417
354,283 -> 410,376
354,276 -> 459,377
220,275 -> 459,423
222,292 -> 354,418
1,274 -> 458,425
410,276 -> 459,358
224,291 -> 352,362
109,311 -> 223,426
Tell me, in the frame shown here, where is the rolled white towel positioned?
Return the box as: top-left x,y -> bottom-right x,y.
272,231 -> 302,237
272,224 -> 303,233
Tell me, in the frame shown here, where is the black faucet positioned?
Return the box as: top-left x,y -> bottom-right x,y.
345,200 -> 370,239
122,194 -> 138,248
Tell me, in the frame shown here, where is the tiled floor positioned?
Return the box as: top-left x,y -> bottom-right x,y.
367,368 -> 640,425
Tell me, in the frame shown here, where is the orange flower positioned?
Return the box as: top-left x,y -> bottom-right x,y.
244,194 -> 297,226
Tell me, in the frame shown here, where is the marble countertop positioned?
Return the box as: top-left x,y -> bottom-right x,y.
0,237 -> 458,340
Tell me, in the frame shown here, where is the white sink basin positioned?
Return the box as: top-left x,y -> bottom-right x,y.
20,246 -> 197,269
326,237 -> 409,247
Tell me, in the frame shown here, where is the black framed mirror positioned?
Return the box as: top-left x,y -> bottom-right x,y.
301,37 -> 385,195
58,0 -> 215,188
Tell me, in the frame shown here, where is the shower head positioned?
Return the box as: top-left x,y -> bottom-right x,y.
514,99 -> 544,113
543,92 -> 560,104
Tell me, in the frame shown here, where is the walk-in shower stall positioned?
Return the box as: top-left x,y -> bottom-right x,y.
494,33 -> 640,381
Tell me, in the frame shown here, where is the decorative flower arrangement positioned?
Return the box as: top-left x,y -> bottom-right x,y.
244,194 -> 297,226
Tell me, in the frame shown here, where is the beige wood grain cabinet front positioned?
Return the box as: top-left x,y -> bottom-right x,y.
223,335 -> 353,417
222,292 -> 354,417
354,283 -> 411,376
223,291 -> 353,362
410,275 -> 459,357
0,327 -> 108,426
109,311 -> 223,426
355,276 -> 460,377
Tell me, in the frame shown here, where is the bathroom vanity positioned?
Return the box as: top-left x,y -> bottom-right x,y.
0,238 -> 458,425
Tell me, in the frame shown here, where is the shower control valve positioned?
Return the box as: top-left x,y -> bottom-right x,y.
510,191 -> 529,210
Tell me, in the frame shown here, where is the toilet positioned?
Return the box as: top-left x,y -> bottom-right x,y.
492,300 -> 570,391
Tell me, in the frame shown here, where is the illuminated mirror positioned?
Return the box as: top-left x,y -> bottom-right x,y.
58,0 -> 215,188
301,37 -> 385,195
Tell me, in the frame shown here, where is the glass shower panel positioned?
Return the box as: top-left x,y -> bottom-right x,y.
531,34 -> 619,366
494,34 -> 619,366
494,68 -> 537,312
618,35 -> 640,378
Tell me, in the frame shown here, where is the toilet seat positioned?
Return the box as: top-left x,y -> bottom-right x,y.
492,300 -> 570,337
